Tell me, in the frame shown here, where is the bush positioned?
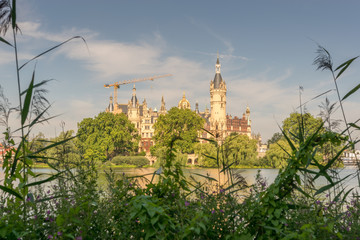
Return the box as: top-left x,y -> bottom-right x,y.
111,156 -> 149,167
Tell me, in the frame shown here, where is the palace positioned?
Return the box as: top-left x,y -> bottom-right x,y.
106,54 -> 253,153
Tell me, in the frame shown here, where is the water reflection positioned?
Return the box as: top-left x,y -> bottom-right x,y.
1,167 -> 359,192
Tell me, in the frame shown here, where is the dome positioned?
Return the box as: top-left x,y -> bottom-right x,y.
178,92 -> 191,110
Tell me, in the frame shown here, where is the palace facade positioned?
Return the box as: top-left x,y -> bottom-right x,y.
106,54 -> 253,153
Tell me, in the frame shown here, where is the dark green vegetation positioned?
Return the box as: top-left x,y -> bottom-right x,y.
194,133 -> 259,167
77,112 -> 140,162
1,1 -> 360,239
151,107 -> 205,153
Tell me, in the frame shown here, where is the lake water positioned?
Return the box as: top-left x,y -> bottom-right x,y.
105,167 -> 360,190
1,167 -> 359,193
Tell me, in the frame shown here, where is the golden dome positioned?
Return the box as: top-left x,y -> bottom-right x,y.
178,92 -> 191,110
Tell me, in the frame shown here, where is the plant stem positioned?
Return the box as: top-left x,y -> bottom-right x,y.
331,72 -> 352,143
12,23 -> 27,221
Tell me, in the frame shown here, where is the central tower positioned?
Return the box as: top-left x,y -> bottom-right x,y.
210,53 -> 227,139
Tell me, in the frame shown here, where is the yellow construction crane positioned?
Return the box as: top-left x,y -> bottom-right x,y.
104,74 -> 172,105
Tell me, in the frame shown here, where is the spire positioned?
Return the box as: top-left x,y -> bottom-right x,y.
160,95 -> 166,113
215,51 -> 221,73
213,52 -> 223,88
131,84 -> 138,107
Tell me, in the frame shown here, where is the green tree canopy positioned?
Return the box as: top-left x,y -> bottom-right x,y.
151,107 -> 205,154
282,112 -> 324,142
265,139 -> 293,168
267,132 -> 283,147
77,112 -> 139,162
265,112 -> 344,168
223,133 -> 258,166
46,130 -> 80,166
193,142 -> 217,167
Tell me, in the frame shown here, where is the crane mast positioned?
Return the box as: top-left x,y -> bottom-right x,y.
104,74 -> 172,105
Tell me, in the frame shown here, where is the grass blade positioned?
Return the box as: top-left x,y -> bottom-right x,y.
314,174 -> 351,196
335,56 -> 359,80
28,104 -> 51,128
20,79 -> 53,96
191,172 -> 218,182
25,171 -> 64,188
342,83 -> 360,101
0,36 -> 13,47
21,70 -> 35,125
19,36 -> 87,70
349,122 -> 360,130
32,135 -> 77,155
0,185 -> 22,200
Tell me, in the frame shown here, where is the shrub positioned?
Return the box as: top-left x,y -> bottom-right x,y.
111,156 -> 149,167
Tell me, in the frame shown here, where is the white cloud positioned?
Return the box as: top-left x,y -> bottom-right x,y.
18,21 -> 97,43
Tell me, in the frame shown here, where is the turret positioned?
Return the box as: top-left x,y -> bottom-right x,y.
209,52 -> 227,139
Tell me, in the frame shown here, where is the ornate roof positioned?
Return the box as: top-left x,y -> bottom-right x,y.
213,54 -> 223,89
213,73 -> 223,89
178,92 -> 191,110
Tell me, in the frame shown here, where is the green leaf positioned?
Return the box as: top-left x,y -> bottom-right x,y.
0,36 -> 13,47
191,172 -> 218,182
342,83 -> 360,101
294,185 -> 312,199
32,135 -> 77,155
10,139 -> 23,177
150,214 -> 159,226
281,129 -> 296,152
27,104 -> 51,128
0,185 -> 22,200
349,122 -> 360,130
335,56 -> 359,80
20,79 -> 53,96
219,162 -> 235,174
314,174 -> 351,196
19,36 -> 87,70
21,70 -> 35,125
202,153 -> 216,160
24,171 -> 64,188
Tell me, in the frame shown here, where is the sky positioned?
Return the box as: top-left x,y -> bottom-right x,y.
1,0 -> 360,143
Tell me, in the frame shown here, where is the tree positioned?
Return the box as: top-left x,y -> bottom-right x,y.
267,132 -> 283,147
29,132 -> 48,162
265,139 -> 293,168
151,107 -> 205,154
266,112 -> 342,168
223,133 -> 258,166
77,112 -> 139,162
46,130 -> 81,166
282,112 -> 324,142
193,142 -> 217,167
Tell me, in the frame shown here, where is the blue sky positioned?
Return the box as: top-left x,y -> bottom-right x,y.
1,0 -> 360,142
